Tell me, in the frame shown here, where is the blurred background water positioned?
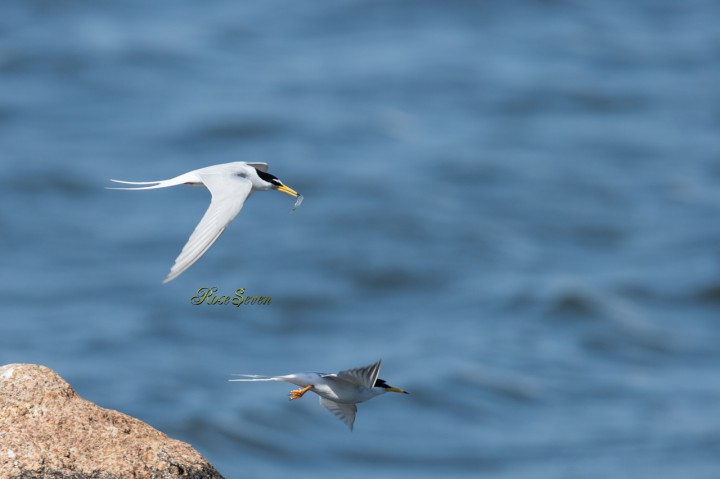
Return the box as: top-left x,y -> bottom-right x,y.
1,0 -> 719,478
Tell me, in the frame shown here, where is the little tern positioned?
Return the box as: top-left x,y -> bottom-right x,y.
230,359 -> 408,430
108,162 -> 302,283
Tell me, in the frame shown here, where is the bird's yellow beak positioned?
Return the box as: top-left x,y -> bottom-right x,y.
387,387 -> 408,394
275,184 -> 299,197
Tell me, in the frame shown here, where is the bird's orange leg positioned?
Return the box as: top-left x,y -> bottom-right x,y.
289,385 -> 312,400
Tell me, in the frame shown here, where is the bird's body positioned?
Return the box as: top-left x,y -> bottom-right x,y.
230,360 -> 407,430
108,162 -> 301,283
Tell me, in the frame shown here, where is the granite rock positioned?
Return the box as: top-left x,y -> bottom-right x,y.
0,364 -> 224,479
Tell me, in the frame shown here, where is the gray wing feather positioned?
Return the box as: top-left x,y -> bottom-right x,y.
319,397 -> 357,430
246,162 -> 268,172
335,360 -> 382,390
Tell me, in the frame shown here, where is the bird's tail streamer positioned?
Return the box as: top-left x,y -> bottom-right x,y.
229,374 -> 279,382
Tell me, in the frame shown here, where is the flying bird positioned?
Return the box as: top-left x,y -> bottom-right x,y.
230,359 -> 407,430
108,162 -> 302,283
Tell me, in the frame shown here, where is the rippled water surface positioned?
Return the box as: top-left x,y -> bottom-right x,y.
1,1 -> 719,478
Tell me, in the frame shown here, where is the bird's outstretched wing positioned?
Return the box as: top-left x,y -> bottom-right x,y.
335,360 -> 382,390
164,174 -> 252,283
319,397 -> 357,430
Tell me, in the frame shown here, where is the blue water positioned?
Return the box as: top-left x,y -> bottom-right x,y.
1,1 -> 719,478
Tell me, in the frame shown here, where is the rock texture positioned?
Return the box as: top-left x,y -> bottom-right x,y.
0,364 -> 224,479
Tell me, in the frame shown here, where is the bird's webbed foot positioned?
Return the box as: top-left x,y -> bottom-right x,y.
289,385 -> 312,400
